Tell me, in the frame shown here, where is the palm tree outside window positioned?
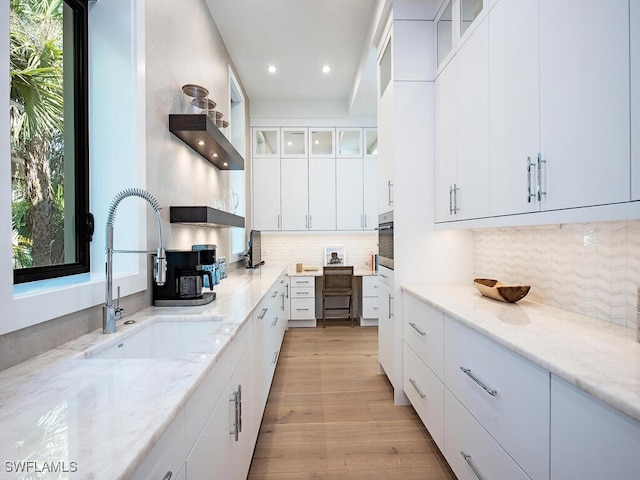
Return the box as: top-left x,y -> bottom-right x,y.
10,0 -> 91,284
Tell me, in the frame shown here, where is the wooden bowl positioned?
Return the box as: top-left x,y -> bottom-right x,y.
474,278 -> 530,303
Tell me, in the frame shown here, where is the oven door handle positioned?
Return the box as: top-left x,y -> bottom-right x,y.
375,225 -> 393,231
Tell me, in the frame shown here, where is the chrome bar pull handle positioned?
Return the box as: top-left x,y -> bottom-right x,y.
271,290 -> 278,298
230,390 -> 239,441
272,350 -> 279,364
409,322 -> 426,336
449,185 -> 454,214
527,156 -> 534,203
460,367 -> 498,396
237,384 -> 242,433
461,451 -> 484,480
452,183 -> 459,214
537,152 -> 546,202
271,315 -> 279,327
258,308 -> 268,320
281,292 -> 285,311
309,214 -> 312,229
388,180 -> 393,205
162,472 -> 173,480
409,378 -> 426,399
388,294 -> 394,318
277,214 -> 280,229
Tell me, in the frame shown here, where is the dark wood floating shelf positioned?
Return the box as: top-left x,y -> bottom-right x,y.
168,114 -> 244,170
170,206 -> 245,228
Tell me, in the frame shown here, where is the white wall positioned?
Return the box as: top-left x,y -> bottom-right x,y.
144,0 -> 250,260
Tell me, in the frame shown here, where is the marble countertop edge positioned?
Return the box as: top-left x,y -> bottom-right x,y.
401,284 -> 640,423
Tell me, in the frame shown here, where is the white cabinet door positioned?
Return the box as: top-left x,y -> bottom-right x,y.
252,128 -> 279,158
336,158 -> 364,230
377,270 -> 395,386
539,0 -> 630,210
455,17 -> 490,220
445,317 -> 550,480
186,350 -> 255,480
363,157 -> 378,230
252,157 -> 281,230
281,158 -> 308,230
488,0 -> 540,216
444,389 -> 531,480
378,86 -> 394,214
308,158 -> 336,230
632,0 -> 640,201
550,375 -> 640,480
434,58 -> 457,222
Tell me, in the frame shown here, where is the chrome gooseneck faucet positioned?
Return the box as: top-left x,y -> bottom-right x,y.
103,188 -> 167,334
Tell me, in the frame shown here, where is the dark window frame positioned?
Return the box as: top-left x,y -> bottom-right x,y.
13,0 -> 91,284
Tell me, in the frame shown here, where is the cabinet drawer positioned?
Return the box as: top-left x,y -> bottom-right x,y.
362,275 -> 379,296
403,343 -> 444,451
403,292 -> 444,380
444,389 -> 530,480
378,266 -> 393,288
290,276 -> 314,288
290,298 -> 315,319
291,286 -> 314,298
445,317 -> 549,480
361,297 -> 379,319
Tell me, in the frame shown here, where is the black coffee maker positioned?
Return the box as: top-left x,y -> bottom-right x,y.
153,247 -> 216,306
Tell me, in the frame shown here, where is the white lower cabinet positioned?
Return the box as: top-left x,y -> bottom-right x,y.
445,389 -> 530,480
444,317 -> 550,480
377,267 -> 395,385
185,347 -> 254,480
402,344 -> 444,450
403,293 -> 444,379
550,375 -> 640,480
360,275 -> 379,326
289,276 -> 316,327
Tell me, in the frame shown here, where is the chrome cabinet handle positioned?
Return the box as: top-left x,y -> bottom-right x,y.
277,214 -> 280,229
272,350 -> 279,364
271,315 -> 279,327
388,180 -> 393,205
271,290 -> 278,298
461,451 -> 484,480
388,294 -> 393,319
258,308 -> 268,320
537,152 -> 546,202
379,273 -> 388,279
296,308 -> 310,311
297,291 -> 310,295
449,185 -> 454,214
409,378 -> 426,399
285,283 -> 289,299
162,472 -> 172,480
527,156 -> 534,203
408,322 -> 426,336
452,183 -> 459,214
305,214 -> 308,229
281,292 -> 285,310
309,214 -> 312,229
364,214 -> 368,228
230,389 -> 239,441
238,384 -> 242,433
460,367 -> 497,396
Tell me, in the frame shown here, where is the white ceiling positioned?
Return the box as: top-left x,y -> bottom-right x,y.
205,0 -> 382,118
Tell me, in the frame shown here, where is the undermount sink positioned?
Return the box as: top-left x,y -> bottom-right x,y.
85,317 -> 227,360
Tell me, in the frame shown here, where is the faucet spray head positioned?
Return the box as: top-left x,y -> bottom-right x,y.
154,247 -> 167,285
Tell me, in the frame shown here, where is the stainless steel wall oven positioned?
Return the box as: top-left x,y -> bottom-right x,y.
377,211 -> 394,270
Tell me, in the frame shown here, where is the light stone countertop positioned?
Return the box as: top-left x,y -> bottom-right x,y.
402,284 -> 640,423
0,265 -> 286,480
287,266 -> 377,277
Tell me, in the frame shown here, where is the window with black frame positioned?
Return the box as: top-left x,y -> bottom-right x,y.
10,0 -> 91,284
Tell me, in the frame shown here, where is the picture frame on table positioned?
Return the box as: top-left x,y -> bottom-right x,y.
324,246 -> 346,266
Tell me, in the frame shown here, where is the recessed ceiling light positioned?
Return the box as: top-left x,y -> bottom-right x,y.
222,162 -> 228,167
314,140 -> 320,145
321,65 -> 331,74
212,153 -> 218,158
267,65 -> 277,74
197,140 -> 205,146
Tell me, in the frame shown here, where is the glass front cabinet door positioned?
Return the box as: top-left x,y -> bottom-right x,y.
253,128 -> 279,157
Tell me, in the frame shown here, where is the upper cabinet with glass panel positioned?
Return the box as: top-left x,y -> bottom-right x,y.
364,129 -> 378,157
337,129 -> 363,158
437,1 -> 453,67
378,37 -> 392,98
461,0 -> 483,37
281,128 -> 307,157
310,128 -> 335,157
253,128 -> 279,157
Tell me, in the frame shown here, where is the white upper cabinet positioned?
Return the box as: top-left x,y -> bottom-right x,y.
252,157 -> 281,231
336,158 -> 364,230
364,128 -> 378,158
281,128 -> 307,158
632,0 -> 640,201
539,0 -> 630,210
488,0 -> 540,216
434,57 -> 457,223
308,158 -> 336,230
309,128 -> 335,157
363,157 -> 378,230
280,158 -> 309,230
454,16 -> 489,221
460,0 -> 484,37
253,128 -> 279,158
336,128 -> 363,158
436,1 -> 454,69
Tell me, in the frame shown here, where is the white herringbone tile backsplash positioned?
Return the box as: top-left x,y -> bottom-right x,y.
474,220 -> 640,328
261,232 -> 378,270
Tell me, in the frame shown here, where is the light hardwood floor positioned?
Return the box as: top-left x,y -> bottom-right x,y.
247,325 -> 456,479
